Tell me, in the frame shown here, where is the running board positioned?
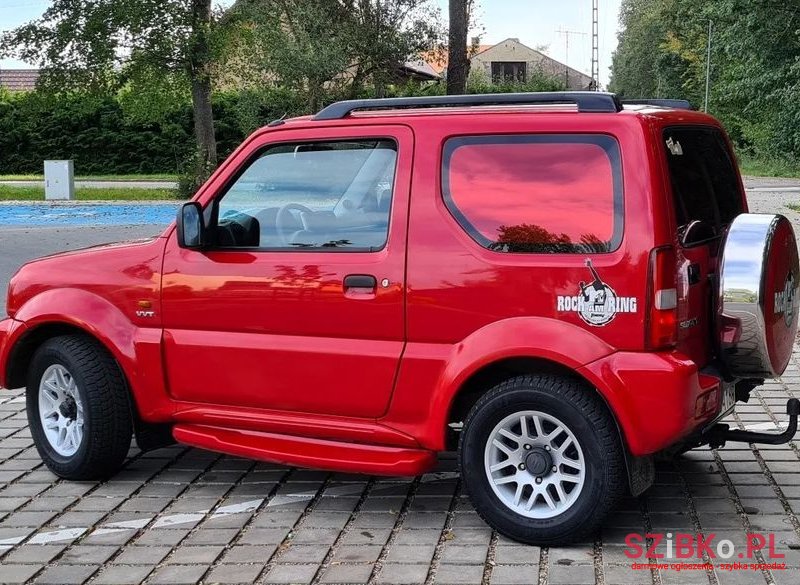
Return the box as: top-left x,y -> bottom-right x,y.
701,398 -> 799,449
173,424 -> 437,477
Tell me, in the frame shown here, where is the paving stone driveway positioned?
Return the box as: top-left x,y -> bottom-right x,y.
2,374 -> 800,585
0,179 -> 799,585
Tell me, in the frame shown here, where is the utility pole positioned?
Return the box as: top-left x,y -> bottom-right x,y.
704,20 -> 713,112
556,27 -> 587,89
591,0 -> 599,90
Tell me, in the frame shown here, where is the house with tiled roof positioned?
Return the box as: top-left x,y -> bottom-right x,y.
425,38 -> 594,90
0,69 -> 40,92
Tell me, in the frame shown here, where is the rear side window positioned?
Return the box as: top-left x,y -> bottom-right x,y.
663,126 -> 743,237
442,135 -> 623,253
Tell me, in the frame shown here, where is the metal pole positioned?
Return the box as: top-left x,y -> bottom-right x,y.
591,0 -> 599,90
704,20 -> 712,112
565,33 -> 569,88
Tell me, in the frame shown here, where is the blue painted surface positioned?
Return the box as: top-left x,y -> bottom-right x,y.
0,204 -> 179,227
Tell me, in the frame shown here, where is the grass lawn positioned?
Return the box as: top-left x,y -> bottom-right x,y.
738,156 -> 800,179
0,185 -> 177,201
0,173 -> 178,182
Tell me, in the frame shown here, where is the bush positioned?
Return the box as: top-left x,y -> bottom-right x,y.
0,77 -> 566,179
0,91 -> 195,175
0,89 -> 308,176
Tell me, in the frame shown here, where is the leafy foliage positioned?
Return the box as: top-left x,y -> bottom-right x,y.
0,71 -> 566,182
0,0 -> 223,172
609,0 -> 800,162
223,0 -> 442,109
0,89 -> 303,176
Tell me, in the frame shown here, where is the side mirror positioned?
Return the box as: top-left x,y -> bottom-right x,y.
176,202 -> 205,249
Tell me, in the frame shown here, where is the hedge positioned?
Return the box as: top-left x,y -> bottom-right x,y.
0,74 -> 565,176
0,89 -> 306,175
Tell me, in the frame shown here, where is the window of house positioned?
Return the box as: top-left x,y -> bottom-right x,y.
214,139 -> 397,250
442,135 -> 623,253
491,61 -> 527,83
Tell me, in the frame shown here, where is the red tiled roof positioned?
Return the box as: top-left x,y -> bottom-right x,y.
422,45 -> 494,75
0,69 -> 40,92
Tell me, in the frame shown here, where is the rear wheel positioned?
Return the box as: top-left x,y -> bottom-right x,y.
27,335 -> 133,480
459,375 -> 625,545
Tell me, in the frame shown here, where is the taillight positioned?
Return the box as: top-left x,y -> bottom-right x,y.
646,246 -> 678,349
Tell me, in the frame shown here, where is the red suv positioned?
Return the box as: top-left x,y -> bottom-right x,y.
1,93 -> 798,545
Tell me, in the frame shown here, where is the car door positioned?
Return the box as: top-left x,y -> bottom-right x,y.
161,124 -> 412,418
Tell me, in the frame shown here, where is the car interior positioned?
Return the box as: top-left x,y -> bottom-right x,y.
213,140 -> 397,250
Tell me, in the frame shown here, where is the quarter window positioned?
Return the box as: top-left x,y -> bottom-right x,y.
442,135 -> 623,253
215,139 -> 397,250
663,127 -> 744,238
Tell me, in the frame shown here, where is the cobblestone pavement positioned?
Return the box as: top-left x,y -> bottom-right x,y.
0,179 -> 799,584
2,373 -> 800,585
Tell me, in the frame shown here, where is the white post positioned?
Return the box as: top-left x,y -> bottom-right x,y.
44,160 -> 75,200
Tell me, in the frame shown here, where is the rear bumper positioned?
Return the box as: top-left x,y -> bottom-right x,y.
0,318 -> 25,390
579,351 -> 723,456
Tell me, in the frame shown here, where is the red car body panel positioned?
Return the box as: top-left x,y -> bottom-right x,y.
579,351 -> 722,454
0,105 -> 748,473
160,125 -> 413,418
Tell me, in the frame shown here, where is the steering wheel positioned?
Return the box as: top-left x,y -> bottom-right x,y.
276,203 -> 313,245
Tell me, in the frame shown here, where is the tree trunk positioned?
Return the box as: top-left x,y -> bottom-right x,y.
191,75 -> 216,167
308,79 -> 323,113
348,65 -> 364,100
188,0 -> 217,169
446,0 -> 470,95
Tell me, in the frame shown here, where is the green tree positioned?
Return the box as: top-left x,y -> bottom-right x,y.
609,0 -> 670,97
0,0 -> 224,172
609,0 -> 800,162
225,0 -> 442,111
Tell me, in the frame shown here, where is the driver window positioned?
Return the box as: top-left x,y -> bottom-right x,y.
215,139 -> 397,250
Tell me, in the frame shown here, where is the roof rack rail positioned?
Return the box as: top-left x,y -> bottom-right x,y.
621,99 -> 693,110
313,92 -> 623,120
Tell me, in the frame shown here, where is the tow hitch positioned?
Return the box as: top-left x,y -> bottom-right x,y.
702,398 -> 799,449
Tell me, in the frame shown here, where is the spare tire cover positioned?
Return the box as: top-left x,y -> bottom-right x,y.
719,213 -> 799,378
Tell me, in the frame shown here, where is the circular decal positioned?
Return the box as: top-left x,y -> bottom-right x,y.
763,216 -> 800,375
556,259 -> 638,327
579,276 -> 618,326
779,270 -> 796,328
578,259 -> 620,326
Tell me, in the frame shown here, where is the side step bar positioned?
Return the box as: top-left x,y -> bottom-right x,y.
173,424 -> 437,477
701,398 -> 799,449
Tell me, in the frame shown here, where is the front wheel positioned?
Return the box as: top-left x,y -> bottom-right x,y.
459,375 -> 625,545
27,335 -> 133,480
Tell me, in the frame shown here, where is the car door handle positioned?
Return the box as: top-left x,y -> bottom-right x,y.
343,274 -> 377,290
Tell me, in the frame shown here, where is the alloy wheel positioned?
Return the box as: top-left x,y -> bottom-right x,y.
484,410 -> 586,519
38,364 -> 85,457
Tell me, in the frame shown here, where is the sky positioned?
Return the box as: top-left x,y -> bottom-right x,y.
0,0 -> 623,87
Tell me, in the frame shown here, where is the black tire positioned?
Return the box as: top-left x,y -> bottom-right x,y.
458,374 -> 625,545
26,335 -> 133,480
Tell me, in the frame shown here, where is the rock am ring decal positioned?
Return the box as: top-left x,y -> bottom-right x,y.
556,259 -> 638,327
